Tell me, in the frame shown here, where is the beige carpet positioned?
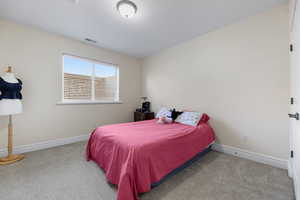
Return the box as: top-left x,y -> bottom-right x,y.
0,142 -> 294,200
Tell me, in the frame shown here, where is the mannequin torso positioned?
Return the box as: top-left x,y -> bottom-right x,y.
0,72 -> 23,115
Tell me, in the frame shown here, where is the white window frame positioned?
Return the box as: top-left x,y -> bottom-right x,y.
58,54 -> 121,105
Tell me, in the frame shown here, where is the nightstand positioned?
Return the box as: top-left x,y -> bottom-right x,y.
134,112 -> 155,122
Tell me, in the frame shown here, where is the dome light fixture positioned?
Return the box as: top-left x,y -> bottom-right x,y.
116,0 -> 137,19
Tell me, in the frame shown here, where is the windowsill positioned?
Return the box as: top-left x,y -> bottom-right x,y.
56,100 -> 123,105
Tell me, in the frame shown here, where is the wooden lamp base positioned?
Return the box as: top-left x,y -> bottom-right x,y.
0,154 -> 24,165
0,115 -> 25,165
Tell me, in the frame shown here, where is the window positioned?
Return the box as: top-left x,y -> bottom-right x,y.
62,55 -> 119,103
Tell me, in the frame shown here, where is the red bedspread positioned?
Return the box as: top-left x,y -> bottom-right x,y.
86,119 -> 215,200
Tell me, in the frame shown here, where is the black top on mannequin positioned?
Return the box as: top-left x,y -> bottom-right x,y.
0,77 -> 23,100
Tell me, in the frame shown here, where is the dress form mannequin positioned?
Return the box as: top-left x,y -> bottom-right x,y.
0,66 -> 24,165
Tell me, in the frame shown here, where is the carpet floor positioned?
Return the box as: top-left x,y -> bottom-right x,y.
0,142 -> 294,200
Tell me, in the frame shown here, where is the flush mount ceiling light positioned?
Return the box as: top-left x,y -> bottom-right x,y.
116,0 -> 137,19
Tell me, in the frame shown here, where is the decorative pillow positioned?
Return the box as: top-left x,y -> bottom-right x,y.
157,116 -> 172,124
156,107 -> 171,119
170,108 -> 183,121
175,112 -> 202,127
198,113 -> 210,125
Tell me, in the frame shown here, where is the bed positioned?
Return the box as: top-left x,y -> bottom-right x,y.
86,114 -> 215,200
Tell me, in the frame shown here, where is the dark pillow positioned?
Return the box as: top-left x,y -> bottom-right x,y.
169,109 -> 183,121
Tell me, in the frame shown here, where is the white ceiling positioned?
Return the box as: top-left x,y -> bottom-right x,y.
0,0 -> 287,58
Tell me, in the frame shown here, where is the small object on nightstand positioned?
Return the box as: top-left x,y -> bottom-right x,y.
136,97 -> 151,113
134,111 -> 155,122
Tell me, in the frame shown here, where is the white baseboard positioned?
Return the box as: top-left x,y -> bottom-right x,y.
0,137 -> 288,170
212,143 -> 288,169
0,134 -> 90,157
288,160 -> 293,178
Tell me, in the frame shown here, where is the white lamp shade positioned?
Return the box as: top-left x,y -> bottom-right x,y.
0,100 -> 22,116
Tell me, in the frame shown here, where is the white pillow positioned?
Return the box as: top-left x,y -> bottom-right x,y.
156,107 -> 171,119
175,112 -> 201,127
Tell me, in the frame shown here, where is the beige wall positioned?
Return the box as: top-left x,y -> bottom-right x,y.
0,20 -> 141,149
142,5 -> 289,159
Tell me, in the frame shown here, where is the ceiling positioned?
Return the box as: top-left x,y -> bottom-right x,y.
0,0 -> 287,58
